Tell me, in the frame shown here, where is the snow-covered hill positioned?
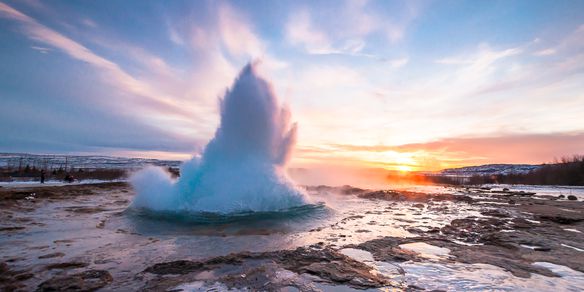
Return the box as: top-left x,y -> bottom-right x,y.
0,153 -> 182,170
440,164 -> 542,176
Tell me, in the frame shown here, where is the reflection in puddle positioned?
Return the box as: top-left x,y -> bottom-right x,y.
398,242 -> 450,259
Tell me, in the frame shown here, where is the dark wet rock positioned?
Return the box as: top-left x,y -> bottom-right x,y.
1,262 -> 32,291
568,195 -> 577,200
339,215 -> 364,224
444,243 -> 558,278
218,262 -> 282,290
407,284 -> 427,290
0,226 -> 25,232
144,260 -> 204,275
359,190 -> 472,203
407,227 -> 439,235
36,269 -> 113,291
14,272 -> 33,281
96,219 -> 106,229
427,227 -> 440,233
272,247 -> 390,288
38,252 -> 65,259
5,257 -> 24,263
143,246 -> 393,290
517,201 -> 584,225
489,189 -> 536,196
440,217 -> 506,244
46,262 -> 89,270
539,215 -> 583,224
63,206 -> 109,214
534,246 -> 551,252
338,185 -> 368,195
351,237 -> 423,263
512,218 -> 534,229
305,185 -> 368,195
481,209 -> 510,218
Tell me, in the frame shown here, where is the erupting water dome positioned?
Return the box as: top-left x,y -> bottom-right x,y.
130,63 -> 309,213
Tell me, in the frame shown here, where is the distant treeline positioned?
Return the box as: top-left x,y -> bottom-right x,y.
0,166 -> 127,182
429,155 -> 584,186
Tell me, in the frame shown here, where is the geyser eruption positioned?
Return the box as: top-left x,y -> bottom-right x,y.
131,63 -> 308,213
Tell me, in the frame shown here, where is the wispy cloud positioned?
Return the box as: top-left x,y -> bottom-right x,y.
285,9 -> 334,54
81,18 -> 97,28
388,57 -> 409,68
30,45 -> 51,53
472,24 -> 584,96
0,2 -> 193,121
435,45 -> 522,66
285,0 -> 421,56
0,0 -> 288,142
217,3 -> 264,57
533,48 -> 556,56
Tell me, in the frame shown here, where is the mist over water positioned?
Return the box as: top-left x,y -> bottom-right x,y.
130,63 -> 309,213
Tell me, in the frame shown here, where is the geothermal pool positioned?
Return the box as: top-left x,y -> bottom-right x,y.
1,182 -> 583,291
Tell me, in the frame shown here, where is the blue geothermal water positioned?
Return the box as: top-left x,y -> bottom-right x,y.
130,63 -> 310,213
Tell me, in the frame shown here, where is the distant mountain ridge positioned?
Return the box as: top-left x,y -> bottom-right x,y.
440,164 -> 542,176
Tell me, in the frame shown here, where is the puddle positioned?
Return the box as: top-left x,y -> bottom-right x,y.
340,248 -> 375,262
398,242 -> 451,259
402,261 -> 584,291
561,243 -> 584,252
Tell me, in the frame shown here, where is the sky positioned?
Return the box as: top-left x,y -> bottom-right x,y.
1,0 -> 583,171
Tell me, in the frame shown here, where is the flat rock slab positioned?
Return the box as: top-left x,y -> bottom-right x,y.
37,269 -> 113,292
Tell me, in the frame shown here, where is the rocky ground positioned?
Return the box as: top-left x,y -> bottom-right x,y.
0,183 -> 582,291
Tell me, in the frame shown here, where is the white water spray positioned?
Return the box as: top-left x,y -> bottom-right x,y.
131,63 -> 308,213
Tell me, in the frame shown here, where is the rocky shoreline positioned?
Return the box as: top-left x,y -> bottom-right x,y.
1,183 -> 582,291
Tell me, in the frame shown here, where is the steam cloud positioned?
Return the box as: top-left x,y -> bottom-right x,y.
130,63 -> 309,213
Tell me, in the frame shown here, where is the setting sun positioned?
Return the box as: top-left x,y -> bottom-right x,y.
396,164 -> 413,172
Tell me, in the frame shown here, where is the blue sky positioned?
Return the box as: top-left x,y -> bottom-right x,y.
1,0 -> 583,169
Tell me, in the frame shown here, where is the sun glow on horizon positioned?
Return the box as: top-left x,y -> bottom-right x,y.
396,164 -> 414,172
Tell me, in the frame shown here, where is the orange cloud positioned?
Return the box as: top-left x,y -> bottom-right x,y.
312,132 -> 584,171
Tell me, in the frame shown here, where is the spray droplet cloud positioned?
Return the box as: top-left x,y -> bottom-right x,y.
130,63 -> 309,213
